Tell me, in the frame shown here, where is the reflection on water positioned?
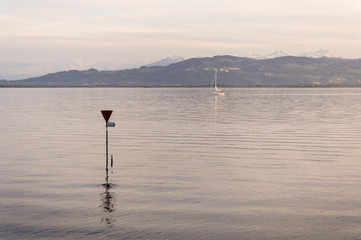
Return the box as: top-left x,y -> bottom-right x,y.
214,95 -> 218,122
100,166 -> 116,226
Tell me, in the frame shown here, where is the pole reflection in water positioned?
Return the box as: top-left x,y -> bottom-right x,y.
100,163 -> 116,226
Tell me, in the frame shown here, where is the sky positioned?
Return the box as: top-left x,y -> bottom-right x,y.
2,0 -> 361,80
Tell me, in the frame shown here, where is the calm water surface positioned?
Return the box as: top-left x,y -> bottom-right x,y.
2,88 -> 361,239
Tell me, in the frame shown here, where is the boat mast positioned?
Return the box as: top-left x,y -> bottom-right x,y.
214,69 -> 218,90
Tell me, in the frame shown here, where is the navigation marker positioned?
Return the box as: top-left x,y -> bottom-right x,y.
101,110 -> 113,123
101,110 -> 115,170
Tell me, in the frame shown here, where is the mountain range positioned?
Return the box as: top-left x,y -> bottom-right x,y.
246,50 -> 332,60
2,55 -> 361,87
145,56 -> 184,67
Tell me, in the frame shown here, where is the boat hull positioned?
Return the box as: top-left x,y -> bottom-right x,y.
210,91 -> 225,96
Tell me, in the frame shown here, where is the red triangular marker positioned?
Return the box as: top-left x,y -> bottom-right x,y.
101,110 -> 113,123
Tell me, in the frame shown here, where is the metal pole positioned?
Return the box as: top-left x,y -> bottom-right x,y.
106,124 -> 108,170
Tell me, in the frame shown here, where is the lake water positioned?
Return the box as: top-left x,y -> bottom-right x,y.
2,87 -> 361,239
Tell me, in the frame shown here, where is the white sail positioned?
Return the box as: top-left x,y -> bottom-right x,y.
210,69 -> 225,96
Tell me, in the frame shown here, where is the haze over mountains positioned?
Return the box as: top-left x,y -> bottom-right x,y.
2,51 -> 361,87
0,56 -> 185,81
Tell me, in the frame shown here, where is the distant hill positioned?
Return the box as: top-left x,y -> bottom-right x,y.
2,55 -> 361,87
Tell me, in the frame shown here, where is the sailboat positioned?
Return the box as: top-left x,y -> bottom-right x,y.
210,69 -> 225,96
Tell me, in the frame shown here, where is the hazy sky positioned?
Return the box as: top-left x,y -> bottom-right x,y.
2,0 -> 361,80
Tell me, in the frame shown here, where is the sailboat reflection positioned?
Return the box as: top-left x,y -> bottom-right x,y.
214,95 -> 218,123
100,167 -> 116,226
